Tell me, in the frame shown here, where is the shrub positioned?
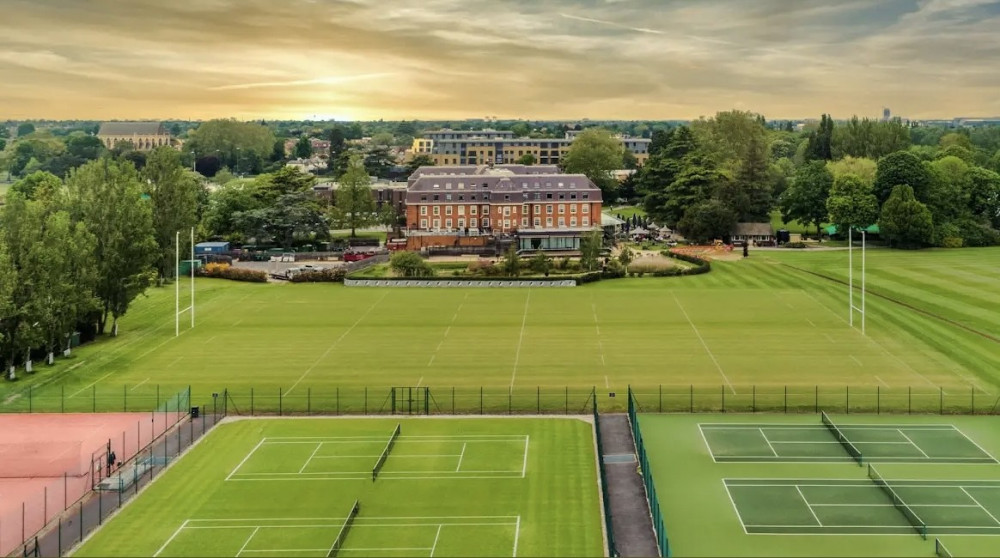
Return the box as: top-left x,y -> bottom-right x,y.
557,257 -> 571,270
389,251 -> 434,277
783,242 -> 808,249
628,261 -> 676,274
289,268 -> 347,283
666,251 -> 712,276
199,264 -> 267,283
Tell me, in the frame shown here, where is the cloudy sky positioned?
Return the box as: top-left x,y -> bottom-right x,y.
2,0 -> 1000,121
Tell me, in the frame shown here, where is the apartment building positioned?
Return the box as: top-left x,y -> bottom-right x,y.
411,129 -> 650,167
404,165 -> 602,251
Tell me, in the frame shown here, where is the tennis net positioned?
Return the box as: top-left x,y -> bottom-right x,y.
328,500 -> 360,557
935,538 -> 952,558
868,464 -> 927,539
820,411 -> 864,466
372,423 -> 401,482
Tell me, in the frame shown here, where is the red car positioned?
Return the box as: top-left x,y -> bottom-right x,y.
342,250 -> 376,262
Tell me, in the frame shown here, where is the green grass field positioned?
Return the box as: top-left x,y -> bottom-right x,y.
74,417 -> 602,557
2,248 -> 998,413
639,413 -> 1000,557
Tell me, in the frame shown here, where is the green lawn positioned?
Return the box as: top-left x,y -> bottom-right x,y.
639,413 -> 1000,557
2,248 -> 999,414
606,206 -> 646,221
73,417 -> 602,557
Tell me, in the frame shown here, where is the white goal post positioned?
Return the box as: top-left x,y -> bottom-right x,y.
175,228 -> 195,337
848,227 -> 866,336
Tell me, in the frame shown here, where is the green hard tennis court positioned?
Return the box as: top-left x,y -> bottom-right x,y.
700,421 -> 997,464
726,476 -> 1000,536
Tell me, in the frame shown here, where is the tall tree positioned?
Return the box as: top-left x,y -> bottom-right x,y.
184,119 -> 276,175
874,151 -> 932,205
17,123 -> 35,137
716,132 -> 772,221
294,135 -> 312,159
780,161 -> 833,238
326,126 -> 349,177
579,230 -> 603,271
805,114 -> 834,161
67,159 -> 157,334
827,156 -> 877,186
405,155 -> 435,177
640,126 -> 698,224
966,167 -> 1000,228
879,185 -> 933,249
826,174 -> 879,233
144,147 -> 201,280
561,128 -> 624,199
677,199 -> 738,243
331,155 -> 375,237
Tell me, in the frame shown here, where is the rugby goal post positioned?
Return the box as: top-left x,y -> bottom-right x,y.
176,227 -> 195,337
848,228 -> 866,336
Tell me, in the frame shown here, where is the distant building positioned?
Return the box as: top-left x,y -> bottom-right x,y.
97,122 -> 172,151
412,129 -> 650,166
882,107 -> 891,121
732,223 -> 774,245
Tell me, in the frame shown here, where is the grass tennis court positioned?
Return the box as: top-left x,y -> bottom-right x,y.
639,413 -> 1000,557
73,417 -> 602,557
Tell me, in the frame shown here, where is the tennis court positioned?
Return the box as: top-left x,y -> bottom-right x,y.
700,414 -> 997,464
725,469 -> 1000,536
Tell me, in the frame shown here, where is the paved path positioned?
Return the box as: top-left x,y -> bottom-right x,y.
599,414 -> 660,557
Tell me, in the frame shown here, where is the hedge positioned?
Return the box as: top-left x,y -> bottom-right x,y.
289,269 -> 348,283
199,266 -> 267,283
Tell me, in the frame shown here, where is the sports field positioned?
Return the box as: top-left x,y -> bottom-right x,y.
1,248 -> 996,413
73,417 -> 603,557
639,413 -> 1000,557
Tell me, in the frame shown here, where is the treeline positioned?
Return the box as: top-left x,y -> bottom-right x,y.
0,149 -> 199,378
631,111 -> 1000,247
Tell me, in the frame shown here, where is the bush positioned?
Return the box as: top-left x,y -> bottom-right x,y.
666,251 -> 712,276
628,261 -> 676,274
199,263 -> 267,283
389,251 -> 434,277
289,268 -> 347,283
783,242 -> 808,249
956,220 -> 1000,247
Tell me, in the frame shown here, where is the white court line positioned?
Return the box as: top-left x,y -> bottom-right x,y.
186,516 -> 517,522
153,520 -> 189,557
130,378 -> 150,391
430,525 -> 443,557
232,320 -> 243,327
805,319 -> 817,328
456,443 -> 467,472
266,435 -> 529,440
759,429 -> 778,456
850,355 -> 862,367
417,376 -> 424,386
721,480 -> 749,535
953,428 -> 1000,463
286,292 -> 387,395
874,375 -> 890,388
960,487 -> 1000,525
68,370 -> 118,398
66,360 -> 87,372
235,526 -> 260,557
521,436 -> 529,478
513,516 -> 521,557
227,438 -> 267,480
770,441 -> 913,445
796,486 -> 823,526
697,425 -> 719,463
671,292 -> 735,394
240,550 -> 329,554
897,429 -> 930,458
313,454 -> 461,459
725,481 -> 1000,488
203,335 -> 218,344
299,443 -> 323,473
510,291 -> 531,389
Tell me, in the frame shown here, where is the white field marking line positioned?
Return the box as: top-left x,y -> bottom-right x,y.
68,369 -> 117,398
721,480 -> 750,535
235,526 -> 260,557
896,429 -> 930,458
313,454 -> 462,459
227,438 -> 267,480
513,515 -> 521,558
428,293 -> 466,367
953,427 -> 1000,463
287,292 -> 387,395
759,429 -> 779,456
697,425 -> 720,463
427,355 -> 435,366
233,319 -> 243,327
185,516 -> 519,523
805,319 -> 817,328
66,360 -> 87,372
167,356 -> 183,368
812,503 -> 980,508
824,333 -> 836,343
510,291 -> 531,389
795,486 -> 823,526
430,524 -> 443,557
130,378 -> 150,391
724,481 -> 1000,489
698,423 -> 960,429
671,292 -> 736,394
960,487 -> 1000,526
456,443 -> 467,472
152,520 -> 189,557
299,443 -> 324,473
521,435 -> 529,478
417,376 -> 424,386
769,441 -> 914,445
203,335 -> 217,344
850,355 -> 863,367
874,375 -> 890,388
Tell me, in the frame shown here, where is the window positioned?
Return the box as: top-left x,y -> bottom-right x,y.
546,193 -> 553,199
558,217 -> 565,227
446,219 -> 452,228
433,194 -> 439,201
504,195 -> 510,201
558,194 -> 565,200
570,193 -> 577,200
458,182 -> 465,189
458,218 -> 465,228
582,216 -> 589,226
446,206 -> 453,215
420,206 -> 427,216
571,217 -> 577,227
483,218 -> 490,227
471,194 -> 477,201
533,217 -> 540,227
570,205 -> 577,214
483,206 -> 490,215
433,219 -> 440,228
503,207 -> 510,216
546,204 -> 553,214
583,193 -> 590,199
420,219 -> 427,228
471,218 -> 478,228
533,205 -> 540,214
558,205 -> 565,215
522,204 -> 529,214
446,194 -> 452,201
445,183 -> 452,190
433,206 -> 440,215
521,217 -> 528,227
546,217 -> 553,226
503,219 -> 511,229
471,206 -> 478,215
458,206 -> 465,215
420,195 -> 427,201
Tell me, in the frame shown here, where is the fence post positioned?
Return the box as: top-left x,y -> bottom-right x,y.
815,385 -> 818,414
64,472 -> 68,508
98,490 -> 102,525
44,486 -> 47,524
279,388 -> 282,416
58,516 -> 62,557
784,386 -> 787,414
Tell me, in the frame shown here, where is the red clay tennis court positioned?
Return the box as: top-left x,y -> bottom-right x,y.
0,412 -> 176,555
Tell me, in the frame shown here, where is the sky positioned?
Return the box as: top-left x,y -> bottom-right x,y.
2,0 -> 1000,121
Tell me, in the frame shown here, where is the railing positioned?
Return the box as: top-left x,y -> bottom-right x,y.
628,387 -> 670,558
592,389 -> 618,557
3,384 -> 997,416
